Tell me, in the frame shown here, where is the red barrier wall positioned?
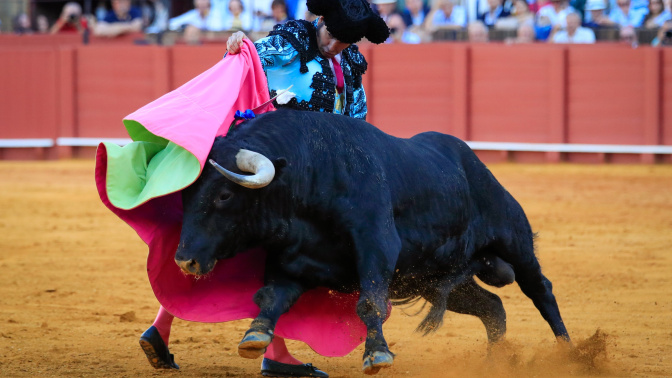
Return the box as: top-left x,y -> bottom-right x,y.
76,45 -> 170,138
663,50 -> 672,146
0,34 -> 81,47
170,45 -> 225,87
1,39 -> 671,162
366,43 -> 459,138
0,48 -> 59,139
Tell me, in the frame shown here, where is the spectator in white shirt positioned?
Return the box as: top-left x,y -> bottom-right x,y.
537,0 -> 576,28
427,0 -> 468,31
169,0 -> 226,31
551,11 -> 596,43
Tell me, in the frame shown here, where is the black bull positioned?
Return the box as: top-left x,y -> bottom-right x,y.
174,108 -> 570,374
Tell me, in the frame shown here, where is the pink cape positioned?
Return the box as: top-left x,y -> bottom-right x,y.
94,40 -> 368,357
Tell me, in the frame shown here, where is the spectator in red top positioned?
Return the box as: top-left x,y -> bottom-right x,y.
50,2 -> 89,34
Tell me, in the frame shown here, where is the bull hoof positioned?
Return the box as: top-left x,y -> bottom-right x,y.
362,351 -> 394,375
238,346 -> 267,359
238,331 -> 272,359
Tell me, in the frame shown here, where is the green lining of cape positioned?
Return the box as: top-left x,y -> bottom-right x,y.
104,121 -> 200,210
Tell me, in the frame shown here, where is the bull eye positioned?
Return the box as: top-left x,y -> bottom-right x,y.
216,190 -> 234,206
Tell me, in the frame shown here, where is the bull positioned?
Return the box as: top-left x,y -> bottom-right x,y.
174,108 -> 570,374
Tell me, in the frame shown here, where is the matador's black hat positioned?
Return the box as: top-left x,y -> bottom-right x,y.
307,0 -> 390,44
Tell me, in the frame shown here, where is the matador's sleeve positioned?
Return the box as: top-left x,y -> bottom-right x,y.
350,85 -> 367,120
254,35 -> 300,72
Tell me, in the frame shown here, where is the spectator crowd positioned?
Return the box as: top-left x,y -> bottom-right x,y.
8,0 -> 672,46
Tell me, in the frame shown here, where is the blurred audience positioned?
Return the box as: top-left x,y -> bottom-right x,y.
271,0 -> 291,23
93,0 -> 143,37
247,0 -> 273,30
402,0 -> 431,36
495,0 -> 534,30
95,0 -> 108,21
528,0 -> 548,13
468,20 -> 490,41
386,12 -> 422,43
50,2 -> 88,35
510,0 -> 535,25
652,19 -> 672,45
536,0 -> 575,40
514,21 -> 537,42
478,0 -> 512,27
9,0 -> 672,46
550,11 -> 596,42
224,0 -> 252,31
143,0 -> 170,34
294,0 -> 309,20
619,24 -> 638,46
169,0 -> 225,31
605,0 -> 647,27
537,0 -> 576,28
373,0 -> 401,22
464,0 -> 494,23
582,0 -> 610,27
13,13 -> 33,34
427,0 -> 468,31
36,15 -> 50,33
643,0 -> 672,28
258,0 -> 291,31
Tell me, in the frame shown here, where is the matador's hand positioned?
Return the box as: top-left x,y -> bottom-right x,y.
227,31 -> 247,55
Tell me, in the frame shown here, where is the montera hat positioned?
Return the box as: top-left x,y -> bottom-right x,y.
307,0 -> 390,44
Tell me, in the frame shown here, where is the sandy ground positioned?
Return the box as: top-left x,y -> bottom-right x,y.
0,160 -> 671,377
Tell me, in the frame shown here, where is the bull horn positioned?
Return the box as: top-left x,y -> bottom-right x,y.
209,149 -> 275,189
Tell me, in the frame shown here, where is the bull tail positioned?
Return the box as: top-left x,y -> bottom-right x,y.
415,301 -> 446,336
391,295 -> 446,334
390,295 -> 423,307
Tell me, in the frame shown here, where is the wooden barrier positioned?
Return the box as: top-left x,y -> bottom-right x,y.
0,39 -> 670,162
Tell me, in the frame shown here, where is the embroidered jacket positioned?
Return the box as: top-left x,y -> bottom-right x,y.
254,19 -> 369,119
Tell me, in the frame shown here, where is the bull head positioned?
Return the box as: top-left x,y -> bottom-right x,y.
209,149 -> 275,189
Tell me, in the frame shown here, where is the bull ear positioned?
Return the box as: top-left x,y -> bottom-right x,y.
273,158 -> 287,179
273,157 -> 287,169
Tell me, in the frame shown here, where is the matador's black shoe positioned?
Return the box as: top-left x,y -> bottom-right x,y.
261,358 -> 329,377
139,326 -> 180,369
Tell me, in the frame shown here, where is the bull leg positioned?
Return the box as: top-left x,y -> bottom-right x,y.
238,280 -> 305,359
514,263 -> 570,342
445,278 -> 507,343
352,231 -> 400,375
357,280 -> 394,375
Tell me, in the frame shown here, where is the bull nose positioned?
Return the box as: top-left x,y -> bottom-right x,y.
175,258 -> 201,275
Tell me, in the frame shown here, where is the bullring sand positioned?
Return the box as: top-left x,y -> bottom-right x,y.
0,161 -> 670,377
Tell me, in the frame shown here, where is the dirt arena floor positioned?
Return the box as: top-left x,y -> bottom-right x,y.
1,160 -> 671,377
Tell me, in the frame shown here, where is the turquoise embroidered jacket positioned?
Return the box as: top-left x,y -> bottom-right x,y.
254,19 -> 369,120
